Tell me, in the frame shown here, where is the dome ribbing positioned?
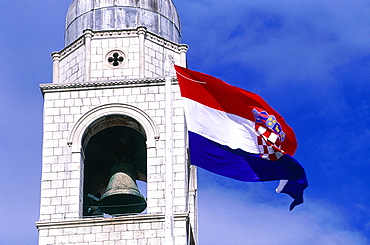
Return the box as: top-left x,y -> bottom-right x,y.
65,0 -> 181,46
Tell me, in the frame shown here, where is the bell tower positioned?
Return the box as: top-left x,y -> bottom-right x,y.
36,1 -> 197,244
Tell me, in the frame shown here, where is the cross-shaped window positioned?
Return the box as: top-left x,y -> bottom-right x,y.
108,52 -> 124,66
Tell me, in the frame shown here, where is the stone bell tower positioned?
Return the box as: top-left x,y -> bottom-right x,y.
36,1 -> 197,244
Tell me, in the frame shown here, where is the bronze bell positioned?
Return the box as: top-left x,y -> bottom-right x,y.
99,163 -> 147,215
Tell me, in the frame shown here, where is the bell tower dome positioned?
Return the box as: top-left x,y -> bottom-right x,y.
36,0 -> 197,244
49,0 -> 187,85
65,0 -> 181,46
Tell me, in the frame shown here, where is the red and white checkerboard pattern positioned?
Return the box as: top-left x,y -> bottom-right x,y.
255,125 -> 284,161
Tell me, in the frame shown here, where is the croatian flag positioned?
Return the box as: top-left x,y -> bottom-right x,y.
174,65 -> 308,210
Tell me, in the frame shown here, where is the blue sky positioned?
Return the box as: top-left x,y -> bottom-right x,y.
1,0 -> 370,244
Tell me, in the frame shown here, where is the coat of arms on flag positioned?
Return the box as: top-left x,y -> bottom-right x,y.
253,108 -> 285,161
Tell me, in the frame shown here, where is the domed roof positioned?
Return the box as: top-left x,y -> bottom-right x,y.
65,0 -> 181,46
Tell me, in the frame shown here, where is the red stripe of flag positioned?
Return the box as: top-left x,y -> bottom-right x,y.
174,65 -> 298,156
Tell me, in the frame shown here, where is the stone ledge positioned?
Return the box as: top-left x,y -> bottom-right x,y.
40,78 -> 178,94
59,28 -> 188,61
36,212 -> 189,230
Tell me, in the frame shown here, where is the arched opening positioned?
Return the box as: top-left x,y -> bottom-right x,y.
82,115 -> 148,216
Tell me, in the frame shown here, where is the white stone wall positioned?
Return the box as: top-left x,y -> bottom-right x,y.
57,43 -> 86,84
89,35 -> 141,80
38,80 -> 194,244
37,214 -> 188,245
40,82 -> 187,220
144,38 -> 182,78
53,29 -> 187,84
40,26 -> 195,245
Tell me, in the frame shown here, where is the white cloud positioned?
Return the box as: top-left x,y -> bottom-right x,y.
177,0 -> 370,84
198,181 -> 368,245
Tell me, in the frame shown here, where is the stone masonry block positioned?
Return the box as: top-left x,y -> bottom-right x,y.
134,230 -> 144,239
127,223 -> 140,231
151,190 -> 164,199
51,162 -> 65,172
173,147 -> 185,157
147,238 -> 161,245
112,69 -> 122,77
151,222 -> 163,230
70,106 -> 81,115
46,108 -> 60,116
148,101 -> 160,110
44,116 -> 54,124
41,205 -> 56,215
144,229 -> 157,239
174,139 -> 185,148
99,96 -> 110,104
53,115 -> 65,123
69,234 -> 84,243
136,94 -> 145,102
44,100 -> 54,108
60,107 -> 70,115
139,223 -> 152,230
64,178 -> 80,188
175,172 -> 186,181
157,198 -> 165,207
81,98 -> 91,106
122,68 -> 134,76
103,89 -> 114,97
173,164 -> 184,173
127,95 -> 137,103
102,225 -> 114,233
40,197 -> 51,206
54,203 -> 66,212
56,188 -> 68,197
84,233 -> 96,242
44,123 -> 58,132
67,203 -> 80,214
126,239 -> 139,245
45,92 -> 60,100
174,188 -> 185,198
62,195 -> 78,205
53,236 -> 70,244
89,225 -> 101,234
137,102 -> 149,110
103,69 -> 114,77
42,173 -> 58,182
113,224 -> 127,232
54,99 -> 65,108
114,240 -> 127,245
121,230 -> 134,239
38,235 -> 55,245
69,187 -> 80,196
51,179 -> 64,189
57,170 -> 69,180
107,95 -> 120,104
96,232 -> 109,242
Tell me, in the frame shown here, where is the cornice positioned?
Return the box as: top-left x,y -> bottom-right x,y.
40,77 -> 178,94
145,31 -> 189,53
36,212 -> 189,230
55,36 -> 85,60
54,28 -> 188,61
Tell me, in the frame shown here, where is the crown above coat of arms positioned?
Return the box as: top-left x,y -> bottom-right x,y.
252,108 -> 286,143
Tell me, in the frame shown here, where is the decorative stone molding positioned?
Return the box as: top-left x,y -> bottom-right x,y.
57,36 -> 85,60
138,26 -> 147,78
51,52 -> 61,83
67,103 -> 160,153
55,27 -> 187,63
40,77 -> 178,94
36,212 -> 190,230
84,29 -> 94,82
